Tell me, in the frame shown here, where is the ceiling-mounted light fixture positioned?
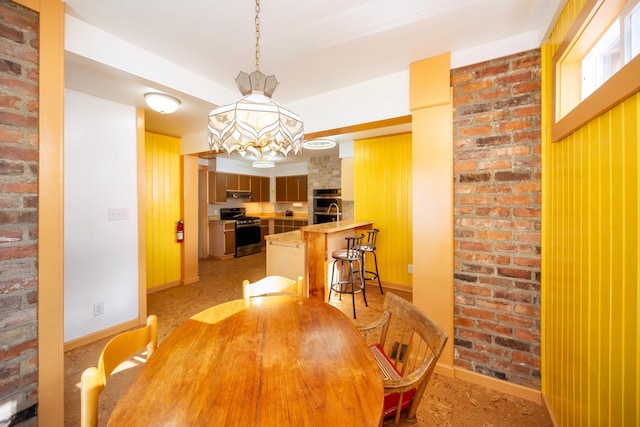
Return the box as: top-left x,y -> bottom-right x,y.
144,92 -> 181,114
207,0 -> 304,159
252,157 -> 275,168
302,137 -> 337,150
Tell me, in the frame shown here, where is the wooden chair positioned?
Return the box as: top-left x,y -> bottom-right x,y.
357,292 -> 448,426
243,275 -> 305,299
80,315 -> 158,427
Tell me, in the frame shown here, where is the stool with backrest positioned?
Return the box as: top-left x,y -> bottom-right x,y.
80,314 -> 158,427
359,228 -> 383,294
328,233 -> 366,318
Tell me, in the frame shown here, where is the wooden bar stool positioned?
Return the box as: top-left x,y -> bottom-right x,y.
328,234 -> 367,318
359,228 -> 383,294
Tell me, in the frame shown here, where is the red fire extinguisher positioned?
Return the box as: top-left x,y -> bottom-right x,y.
176,220 -> 184,243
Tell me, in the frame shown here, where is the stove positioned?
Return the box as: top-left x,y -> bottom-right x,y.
219,208 -> 262,257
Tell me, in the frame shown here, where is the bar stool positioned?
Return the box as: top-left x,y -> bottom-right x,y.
328,234 -> 367,318
359,228 -> 383,294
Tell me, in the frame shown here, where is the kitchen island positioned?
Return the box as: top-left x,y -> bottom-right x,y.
302,220 -> 374,300
264,220 -> 374,300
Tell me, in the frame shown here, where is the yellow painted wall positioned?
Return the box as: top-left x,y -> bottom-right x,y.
542,1 -> 640,425
145,132 -> 182,289
354,133 -> 412,289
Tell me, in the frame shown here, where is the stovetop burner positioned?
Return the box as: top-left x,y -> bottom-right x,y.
220,208 -> 261,225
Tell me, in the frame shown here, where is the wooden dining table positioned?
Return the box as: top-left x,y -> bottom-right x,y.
108,296 -> 384,426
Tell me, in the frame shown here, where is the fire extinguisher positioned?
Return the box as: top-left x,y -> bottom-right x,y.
176,220 -> 184,243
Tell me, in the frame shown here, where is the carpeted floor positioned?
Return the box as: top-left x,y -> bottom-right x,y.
63,251 -> 550,426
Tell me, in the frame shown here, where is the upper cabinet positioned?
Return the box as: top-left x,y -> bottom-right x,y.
275,175 -> 307,202
208,172 -> 270,204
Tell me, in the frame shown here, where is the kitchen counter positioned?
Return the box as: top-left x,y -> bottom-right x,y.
264,230 -> 304,244
250,213 -> 309,221
300,219 -> 373,234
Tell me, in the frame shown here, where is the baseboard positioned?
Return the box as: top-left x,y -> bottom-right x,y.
147,280 -> 181,294
378,281 -> 412,293
453,367 -> 542,403
541,394 -> 559,427
64,318 -> 139,352
181,275 -> 200,286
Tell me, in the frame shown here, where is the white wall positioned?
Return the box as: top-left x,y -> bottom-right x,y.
64,89 -> 139,342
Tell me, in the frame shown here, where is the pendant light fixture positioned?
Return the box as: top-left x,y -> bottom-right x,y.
207,0 -> 304,159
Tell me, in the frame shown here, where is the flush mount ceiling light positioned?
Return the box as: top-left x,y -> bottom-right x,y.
207,0 -> 304,159
144,92 -> 181,114
302,137 -> 337,150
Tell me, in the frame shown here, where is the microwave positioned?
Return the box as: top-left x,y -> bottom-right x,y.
313,188 -> 341,223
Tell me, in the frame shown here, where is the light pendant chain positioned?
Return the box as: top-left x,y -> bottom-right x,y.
255,0 -> 260,73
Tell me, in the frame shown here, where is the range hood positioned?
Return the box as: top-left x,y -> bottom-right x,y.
227,191 -> 254,200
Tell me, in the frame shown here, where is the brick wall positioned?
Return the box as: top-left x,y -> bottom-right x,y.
0,0 -> 40,423
307,155 -> 342,219
452,50 -> 541,388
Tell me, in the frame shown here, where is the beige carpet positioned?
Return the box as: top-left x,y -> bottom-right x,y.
63,251 -> 549,426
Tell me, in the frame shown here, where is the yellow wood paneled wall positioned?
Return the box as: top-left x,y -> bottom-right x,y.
542,1 -> 640,425
354,133 -> 412,288
145,132 -> 182,289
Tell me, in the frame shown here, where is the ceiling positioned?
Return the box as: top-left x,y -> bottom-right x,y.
63,0 -> 564,164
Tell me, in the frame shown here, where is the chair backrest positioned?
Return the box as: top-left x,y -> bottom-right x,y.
80,315 -> 158,427
344,233 -> 365,259
243,275 -> 304,299
378,292 -> 447,383
363,228 -> 379,251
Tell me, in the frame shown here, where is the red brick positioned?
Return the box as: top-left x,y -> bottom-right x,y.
478,159 -> 512,170
513,207 -> 541,217
493,145 -> 531,156
453,94 -> 474,107
514,106 -> 541,117
460,218 -> 493,228
478,276 -> 513,287
458,195 -> 493,205
513,81 -> 541,94
0,245 -> 37,261
459,125 -> 492,136
475,254 -> 511,265
493,290 -> 532,303
454,162 -> 476,172
476,298 -> 511,312
460,307 -> 495,320
475,343 -> 509,358
459,241 -> 493,252
476,184 -> 511,193
492,359 -> 531,375
475,207 -> 511,217
495,195 -> 532,205
475,110 -> 511,122
457,348 -> 491,364
458,329 -> 493,343
494,220 -> 532,230
515,328 -> 539,343
515,232 -> 541,243
460,80 -> 493,93
458,284 -> 492,296
514,182 -> 541,192
476,64 -> 510,77
512,351 -> 540,368
496,71 -> 532,85
514,257 -> 541,267
477,320 -> 512,335
514,304 -> 540,316
476,231 -> 511,241
451,72 -> 473,84
455,317 -> 475,327
498,268 -> 532,279
497,313 -> 533,327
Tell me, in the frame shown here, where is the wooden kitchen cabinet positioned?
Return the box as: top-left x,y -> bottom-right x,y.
238,174 -> 251,191
260,219 -> 269,246
250,176 -> 270,202
209,221 -> 235,259
275,175 -> 307,202
225,173 -> 238,191
208,172 -> 227,204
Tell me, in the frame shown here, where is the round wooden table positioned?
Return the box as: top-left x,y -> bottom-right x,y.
108,296 -> 384,426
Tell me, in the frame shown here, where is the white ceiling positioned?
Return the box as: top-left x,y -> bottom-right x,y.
63,0 -> 564,162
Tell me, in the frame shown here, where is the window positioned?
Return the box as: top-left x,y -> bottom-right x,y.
582,1 -> 640,99
553,0 -> 640,141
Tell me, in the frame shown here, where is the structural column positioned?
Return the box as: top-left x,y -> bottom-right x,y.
410,53 -> 455,374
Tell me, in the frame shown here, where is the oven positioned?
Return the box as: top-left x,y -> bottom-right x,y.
220,208 -> 262,257
313,188 -> 342,224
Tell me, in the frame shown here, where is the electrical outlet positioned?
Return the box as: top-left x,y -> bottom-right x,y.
93,302 -> 104,317
408,264 -> 413,273
108,208 -> 129,221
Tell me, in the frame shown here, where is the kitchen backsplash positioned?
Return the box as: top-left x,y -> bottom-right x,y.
208,201 -> 309,217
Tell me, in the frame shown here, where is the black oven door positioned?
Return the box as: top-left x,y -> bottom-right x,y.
235,225 -> 261,257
